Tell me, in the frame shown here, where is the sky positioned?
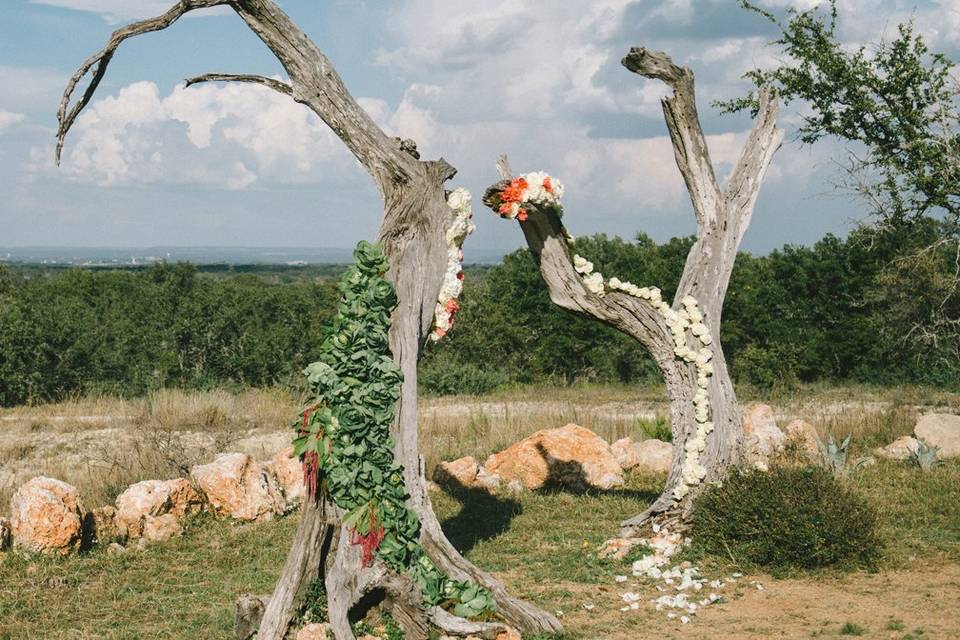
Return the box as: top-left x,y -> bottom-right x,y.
1,0 -> 958,257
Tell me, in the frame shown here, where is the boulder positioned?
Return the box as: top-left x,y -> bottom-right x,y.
10,477 -> 85,555
433,456 -> 480,488
784,419 -> 820,458
190,453 -> 286,521
483,424 -> 624,490
266,446 -> 305,505
875,435 -> 921,460
86,505 -> 126,545
115,478 -> 204,538
611,437 -> 673,473
742,403 -> 786,464
496,628 -> 522,640
295,624 -> 329,640
915,413 -> 960,458
474,466 -> 503,492
142,513 -> 182,542
0,517 -> 11,551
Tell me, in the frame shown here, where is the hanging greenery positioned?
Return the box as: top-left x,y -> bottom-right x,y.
292,240 -> 496,619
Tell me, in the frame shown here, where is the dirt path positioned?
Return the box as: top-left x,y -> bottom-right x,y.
532,564 -> 960,639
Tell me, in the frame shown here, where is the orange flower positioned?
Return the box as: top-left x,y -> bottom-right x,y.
543,176 -> 553,193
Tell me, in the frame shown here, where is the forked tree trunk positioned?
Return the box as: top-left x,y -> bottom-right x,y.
55,1 -> 561,638
487,48 -> 784,537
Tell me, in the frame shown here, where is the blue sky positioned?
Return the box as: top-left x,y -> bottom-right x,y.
1,0 -> 957,256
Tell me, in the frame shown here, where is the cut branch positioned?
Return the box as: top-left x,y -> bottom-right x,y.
184,73 -> 293,96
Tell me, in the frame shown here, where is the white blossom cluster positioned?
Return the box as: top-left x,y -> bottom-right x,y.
429,188 -> 476,342
521,170 -> 565,203
573,254 -> 606,297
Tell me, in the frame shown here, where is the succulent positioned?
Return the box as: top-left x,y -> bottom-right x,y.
817,433 -> 852,478
909,439 -> 940,472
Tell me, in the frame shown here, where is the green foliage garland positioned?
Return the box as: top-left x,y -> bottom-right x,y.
292,240 -> 495,618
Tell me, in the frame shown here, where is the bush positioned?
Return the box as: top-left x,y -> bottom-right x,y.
691,466 -> 881,571
418,356 -> 511,396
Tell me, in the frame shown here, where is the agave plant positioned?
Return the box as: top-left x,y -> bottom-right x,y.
909,439 -> 940,472
817,433 -> 852,478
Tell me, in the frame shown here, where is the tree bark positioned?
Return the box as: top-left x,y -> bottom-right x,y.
55,1 -> 560,637
487,47 -> 784,538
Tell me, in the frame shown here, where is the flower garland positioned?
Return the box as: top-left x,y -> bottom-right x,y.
430,188 -> 476,342
293,241 -> 495,618
487,171 -> 565,221
486,171 -> 715,502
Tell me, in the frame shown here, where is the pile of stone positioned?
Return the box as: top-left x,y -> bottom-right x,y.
1,447 -> 305,556
875,412 -> 960,461
433,423 -> 674,493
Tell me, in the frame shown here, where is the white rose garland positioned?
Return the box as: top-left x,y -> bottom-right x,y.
487,170 -> 716,501
430,188 -> 476,342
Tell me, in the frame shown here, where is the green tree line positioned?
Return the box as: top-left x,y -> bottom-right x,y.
1,221 -> 957,406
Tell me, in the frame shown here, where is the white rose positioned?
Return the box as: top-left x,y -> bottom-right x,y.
608,277 -> 622,289
447,188 -> 470,210
583,272 -> 606,296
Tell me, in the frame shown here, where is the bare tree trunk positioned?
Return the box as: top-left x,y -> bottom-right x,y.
487,47 -> 784,537
55,1 -> 560,637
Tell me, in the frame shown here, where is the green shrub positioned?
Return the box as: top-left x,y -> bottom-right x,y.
637,415 -> 672,442
691,466 -> 881,571
418,357 -> 511,396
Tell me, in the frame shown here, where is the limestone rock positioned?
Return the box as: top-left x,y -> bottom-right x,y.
86,505 -> 126,545
742,403 -> 786,464
433,456 -> 480,488
295,624 -> 329,640
875,435 -> 921,460
483,424 -> 624,490
266,446 -> 305,505
10,477 -> 85,555
115,478 -> 204,538
784,419 -> 820,458
142,513 -> 182,542
474,466 -> 502,492
190,453 -> 286,521
915,413 -> 960,458
0,517 -> 11,551
496,628 -> 522,640
611,437 -> 673,473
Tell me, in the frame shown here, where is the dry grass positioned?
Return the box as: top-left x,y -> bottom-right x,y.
1,383 -> 956,513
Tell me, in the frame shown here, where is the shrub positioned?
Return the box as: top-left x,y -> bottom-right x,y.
638,415 -> 672,442
418,357 -> 511,396
691,466 -> 881,571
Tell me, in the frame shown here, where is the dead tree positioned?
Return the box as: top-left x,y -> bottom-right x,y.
55,1 -> 561,638
485,48 -> 783,537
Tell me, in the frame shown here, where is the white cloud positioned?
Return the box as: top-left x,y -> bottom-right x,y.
0,111 -> 26,133
51,80 -> 356,188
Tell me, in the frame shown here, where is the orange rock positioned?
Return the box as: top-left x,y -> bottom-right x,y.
784,419 -> 820,458
267,446 -> 305,505
295,623 -> 329,640
86,505 -> 126,545
115,478 -> 204,538
10,477 -> 85,555
483,424 -> 623,490
190,453 -> 286,522
742,403 -> 786,465
875,435 -> 921,460
496,627 -> 522,640
611,437 -> 673,473
433,456 -> 480,488
142,513 -> 182,542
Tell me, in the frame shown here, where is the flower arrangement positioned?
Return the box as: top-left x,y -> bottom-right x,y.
486,169 -> 716,502
487,171 -> 565,221
430,188 -> 476,342
293,241 -> 494,618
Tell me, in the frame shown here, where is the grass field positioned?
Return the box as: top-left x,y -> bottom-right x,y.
1,384 -> 959,639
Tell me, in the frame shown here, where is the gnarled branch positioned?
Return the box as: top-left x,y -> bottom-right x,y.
56,0 -> 230,165
184,73 -> 293,96
622,47 -> 723,227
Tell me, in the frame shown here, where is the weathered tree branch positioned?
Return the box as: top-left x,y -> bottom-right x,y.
56,2 -> 561,638
623,47 -> 723,226
184,73 -> 293,96
490,47 -> 783,538
56,0 -> 230,165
